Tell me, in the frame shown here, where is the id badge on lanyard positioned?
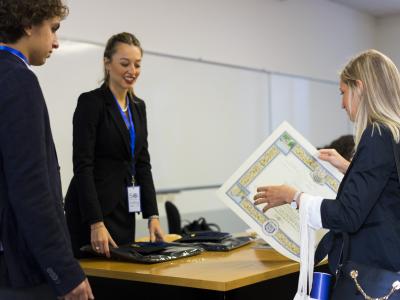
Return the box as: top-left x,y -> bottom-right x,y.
112,94 -> 141,213
127,176 -> 141,213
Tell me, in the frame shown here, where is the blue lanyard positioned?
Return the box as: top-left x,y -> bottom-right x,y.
113,94 -> 136,160
0,46 -> 29,65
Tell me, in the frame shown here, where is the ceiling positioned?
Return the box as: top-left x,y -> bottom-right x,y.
328,0 -> 400,17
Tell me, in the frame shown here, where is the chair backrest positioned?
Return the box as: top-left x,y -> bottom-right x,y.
165,201 -> 182,234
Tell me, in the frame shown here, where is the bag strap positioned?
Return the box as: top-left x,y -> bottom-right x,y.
391,136 -> 400,185
206,222 -> 221,232
337,232 -> 350,268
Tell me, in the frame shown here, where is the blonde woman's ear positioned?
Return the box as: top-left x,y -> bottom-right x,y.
356,79 -> 364,91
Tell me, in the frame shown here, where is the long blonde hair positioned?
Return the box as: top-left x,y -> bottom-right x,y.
340,49 -> 400,147
103,32 -> 143,98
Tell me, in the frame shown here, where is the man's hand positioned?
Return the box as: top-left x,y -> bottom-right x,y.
62,278 -> 94,300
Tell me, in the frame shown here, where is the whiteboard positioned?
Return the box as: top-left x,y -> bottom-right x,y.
33,41 -> 103,194
33,40 -> 351,193
137,56 -> 270,189
270,74 -> 352,148
33,40 -> 270,192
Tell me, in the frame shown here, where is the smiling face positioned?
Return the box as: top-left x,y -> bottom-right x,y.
104,42 -> 142,93
25,16 -> 61,66
340,80 -> 362,122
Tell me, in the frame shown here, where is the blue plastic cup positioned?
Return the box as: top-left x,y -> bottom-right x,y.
310,272 -> 332,300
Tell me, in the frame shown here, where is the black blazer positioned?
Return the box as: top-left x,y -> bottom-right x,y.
320,125 -> 400,272
0,51 -> 85,295
64,86 -> 159,247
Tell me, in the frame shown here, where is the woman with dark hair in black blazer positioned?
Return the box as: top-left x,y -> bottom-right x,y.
65,32 -> 164,258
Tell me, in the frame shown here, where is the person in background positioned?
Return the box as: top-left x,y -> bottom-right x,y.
318,134 -> 355,174
254,49 -> 400,277
322,134 -> 355,161
65,32 -> 164,258
0,0 -> 93,299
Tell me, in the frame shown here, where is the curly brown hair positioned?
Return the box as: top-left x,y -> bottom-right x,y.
0,0 -> 69,43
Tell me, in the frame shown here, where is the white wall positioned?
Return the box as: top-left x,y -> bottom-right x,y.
62,0 -> 375,81
53,0 -> 378,237
376,14 -> 400,67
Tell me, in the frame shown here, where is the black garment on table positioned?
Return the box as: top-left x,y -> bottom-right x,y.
81,242 -> 204,264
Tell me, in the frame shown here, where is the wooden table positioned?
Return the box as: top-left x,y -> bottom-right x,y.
80,242 -> 317,299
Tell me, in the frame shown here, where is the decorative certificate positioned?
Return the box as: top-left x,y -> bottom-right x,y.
217,121 -> 343,262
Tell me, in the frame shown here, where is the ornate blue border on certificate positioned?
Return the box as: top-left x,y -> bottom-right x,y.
225,131 -> 340,258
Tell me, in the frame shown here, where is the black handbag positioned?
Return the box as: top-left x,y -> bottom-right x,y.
331,138 -> 400,300
332,260 -> 400,299
181,217 -> 221,234
331,234 -> 400,300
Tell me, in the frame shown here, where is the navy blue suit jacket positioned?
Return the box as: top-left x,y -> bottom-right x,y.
320,125 -> 400,272
0,51 -> 85,296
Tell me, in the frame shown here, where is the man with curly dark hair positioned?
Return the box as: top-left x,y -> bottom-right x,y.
0,0 -> 94,299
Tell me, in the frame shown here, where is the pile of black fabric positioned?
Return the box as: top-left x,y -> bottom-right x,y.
81,242 -> 204,264
175,231 -> 253,251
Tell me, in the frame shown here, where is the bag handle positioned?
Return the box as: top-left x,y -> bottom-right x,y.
391,136 -> 400,185
336,232 -> 350,275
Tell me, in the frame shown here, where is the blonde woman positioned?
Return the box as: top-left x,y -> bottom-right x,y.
254,50 -> 400,284
65,32 -> 164,259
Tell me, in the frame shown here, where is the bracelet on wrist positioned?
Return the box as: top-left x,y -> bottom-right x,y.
90,223 -> 105,230
91,226 -> 103,231
148,215 -> 159,227
291,191 -> 303,210
148,215 -> 159,224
